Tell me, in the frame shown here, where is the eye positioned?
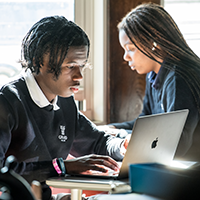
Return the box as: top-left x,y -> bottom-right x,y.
80,65 -> 86,69
127,47 -> 135,52
67,66 -> 75,69
126,45 -> 136,52
66,65 -> 86,70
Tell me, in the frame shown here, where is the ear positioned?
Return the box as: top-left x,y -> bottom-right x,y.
152,42 -> 162,51
152,42 -> 157,51
33,57 -> 44,68
32,57 -> 38,67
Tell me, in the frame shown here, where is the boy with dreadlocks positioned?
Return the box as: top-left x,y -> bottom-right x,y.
101,3 -> 200,162
0,16 -> 126,200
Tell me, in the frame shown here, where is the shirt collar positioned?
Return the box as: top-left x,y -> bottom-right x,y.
148,62 -> 170,90
23,69 -> 60,111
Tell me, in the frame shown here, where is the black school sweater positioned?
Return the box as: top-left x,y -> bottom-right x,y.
0,76 -> 123,184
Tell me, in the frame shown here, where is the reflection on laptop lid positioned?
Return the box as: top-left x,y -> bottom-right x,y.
68,109 -> 189,180
118,109 -> 188,179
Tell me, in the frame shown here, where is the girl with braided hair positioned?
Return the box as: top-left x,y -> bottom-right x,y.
108,2 -> 200,162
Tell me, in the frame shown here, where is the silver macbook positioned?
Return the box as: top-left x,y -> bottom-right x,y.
69,109 -> 189,179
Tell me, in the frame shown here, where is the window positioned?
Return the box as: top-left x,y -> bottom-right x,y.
74,0 -> 106,123
0,0 -> 106,123
0,0 -> 74,87
163,0 -> 200,57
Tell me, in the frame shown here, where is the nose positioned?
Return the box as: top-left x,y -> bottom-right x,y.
73,67 -> 83,81
123,51 -> 131,62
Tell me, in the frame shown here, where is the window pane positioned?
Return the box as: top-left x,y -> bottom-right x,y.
164,0 -> 200,57
0,0 -> 74,86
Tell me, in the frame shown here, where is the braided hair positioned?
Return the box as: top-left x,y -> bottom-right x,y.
20,16 -> 90,79
118,2 -> 200,112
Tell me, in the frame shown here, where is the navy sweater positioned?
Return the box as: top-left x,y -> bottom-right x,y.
111,66 -> 200,161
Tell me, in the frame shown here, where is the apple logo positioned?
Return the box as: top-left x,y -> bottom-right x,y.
151,137 -> 158,149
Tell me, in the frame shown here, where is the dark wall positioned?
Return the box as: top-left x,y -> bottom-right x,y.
106,0 -> 160,124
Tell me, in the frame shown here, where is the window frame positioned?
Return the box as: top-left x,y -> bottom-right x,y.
74,0 -> 107,124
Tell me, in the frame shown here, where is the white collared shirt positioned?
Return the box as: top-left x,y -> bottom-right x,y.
23,69 -> 60,111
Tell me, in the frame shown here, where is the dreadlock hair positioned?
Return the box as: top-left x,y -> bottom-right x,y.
20,16 -> 90,79
118,2 -> 200,113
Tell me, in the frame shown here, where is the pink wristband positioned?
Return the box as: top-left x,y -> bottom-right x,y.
52,158 -> 62,175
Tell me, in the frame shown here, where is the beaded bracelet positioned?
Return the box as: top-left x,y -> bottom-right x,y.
52,158 -> 66,176
52,158 -> 62,175
57,157 -> 66,175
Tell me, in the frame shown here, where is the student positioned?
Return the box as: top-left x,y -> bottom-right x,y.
99,3 -> 200,162
0,16 -> 127,200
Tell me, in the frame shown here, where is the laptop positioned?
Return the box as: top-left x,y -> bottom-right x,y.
68,109 -> 189,180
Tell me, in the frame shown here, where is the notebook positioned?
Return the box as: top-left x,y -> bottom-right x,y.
68,109 -> 189,180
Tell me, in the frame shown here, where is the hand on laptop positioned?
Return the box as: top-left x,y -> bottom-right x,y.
64,154 -> 120,175
120,134 -> 131,156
